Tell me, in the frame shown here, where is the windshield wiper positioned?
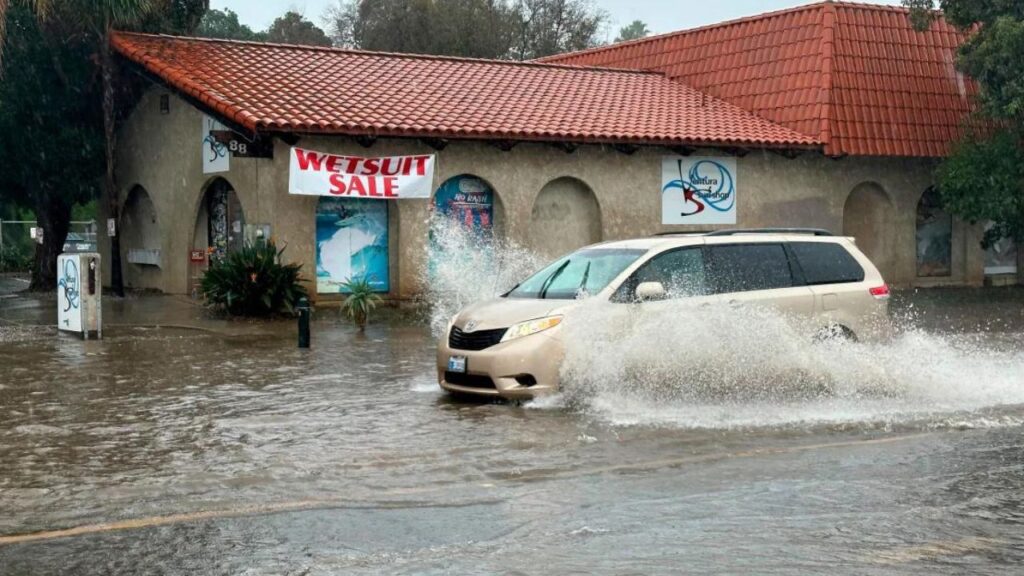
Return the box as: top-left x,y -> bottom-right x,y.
577,262 -> 591,296
538,260 -> 571,299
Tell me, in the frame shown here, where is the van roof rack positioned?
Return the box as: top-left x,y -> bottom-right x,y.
654,231 -> 715,236
705,228 -> 834,237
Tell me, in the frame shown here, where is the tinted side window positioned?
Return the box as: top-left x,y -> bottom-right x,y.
614,248 -> 706,301
790,242 -> 865,285
708,244 -> 793,294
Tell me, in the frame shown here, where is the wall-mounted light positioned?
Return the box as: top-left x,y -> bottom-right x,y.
160,94 -> 170,115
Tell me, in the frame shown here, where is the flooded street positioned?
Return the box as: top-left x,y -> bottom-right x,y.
2,288 -> 1024,574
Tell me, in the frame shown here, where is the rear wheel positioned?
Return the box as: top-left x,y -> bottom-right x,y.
815,324 -> 857,343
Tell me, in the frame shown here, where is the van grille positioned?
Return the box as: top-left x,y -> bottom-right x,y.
444,372 -> 497,389
448,326 -> 507,351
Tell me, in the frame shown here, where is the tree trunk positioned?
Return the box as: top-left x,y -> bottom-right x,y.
101,25 -> 124,297
29,190 -> 72,291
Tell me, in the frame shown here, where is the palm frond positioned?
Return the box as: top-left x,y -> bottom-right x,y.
0,0 -> 53,66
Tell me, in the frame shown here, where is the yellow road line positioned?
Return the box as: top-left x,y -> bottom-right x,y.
870,536 -> 1008,564
0,431 -> 935,546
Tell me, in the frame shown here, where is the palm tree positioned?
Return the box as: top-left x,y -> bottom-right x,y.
88,0 -> 161,297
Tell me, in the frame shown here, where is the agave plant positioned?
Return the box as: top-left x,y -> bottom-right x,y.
201,241 -> 307,317
340,276 -> 383,330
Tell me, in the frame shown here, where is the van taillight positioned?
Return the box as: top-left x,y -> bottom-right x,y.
869,284 -> 890,300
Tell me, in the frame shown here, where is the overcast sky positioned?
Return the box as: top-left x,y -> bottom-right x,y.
210,0 -> 904,38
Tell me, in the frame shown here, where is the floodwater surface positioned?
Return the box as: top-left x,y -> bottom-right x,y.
1,287 -> 1023,575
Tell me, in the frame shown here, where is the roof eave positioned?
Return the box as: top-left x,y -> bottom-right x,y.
260,125 -> 821,152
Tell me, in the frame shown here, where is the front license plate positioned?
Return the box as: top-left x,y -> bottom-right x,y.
447,356 -> 467,373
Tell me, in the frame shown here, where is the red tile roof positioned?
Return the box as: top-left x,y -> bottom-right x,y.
111,32 -> 817,150
540,1 -> 976,157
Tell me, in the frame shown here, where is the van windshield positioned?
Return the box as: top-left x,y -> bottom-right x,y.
506,248 -> 646,300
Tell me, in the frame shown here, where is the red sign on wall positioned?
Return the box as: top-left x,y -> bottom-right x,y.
189,250 -> 206,263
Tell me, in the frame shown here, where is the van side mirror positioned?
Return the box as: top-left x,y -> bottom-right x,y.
635,281 -> 666,301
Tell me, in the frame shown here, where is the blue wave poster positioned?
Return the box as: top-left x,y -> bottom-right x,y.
316,198 -> 389,294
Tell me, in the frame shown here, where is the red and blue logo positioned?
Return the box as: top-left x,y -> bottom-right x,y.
662,159 -> 735,218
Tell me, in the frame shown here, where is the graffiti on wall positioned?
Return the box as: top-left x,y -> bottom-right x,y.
202,115 -> 230,174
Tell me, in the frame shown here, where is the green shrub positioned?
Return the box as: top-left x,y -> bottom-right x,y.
201,241 -> 307,317
340,276 -> 383,330
0,245 -> 33,273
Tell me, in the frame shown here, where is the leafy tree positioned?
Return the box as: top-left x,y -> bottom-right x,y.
510,0 -> 606,59
0,0 -> 208,290
614,19 -> 648,43
265,11 -> 331,46
937,131 -> 1024,246
195,7 -> 263,41
903,1 -> 1024,251
0,5 -> 104,288
327,0 -> 605,60
330,0 -> 519,58
140,0 -> 207,34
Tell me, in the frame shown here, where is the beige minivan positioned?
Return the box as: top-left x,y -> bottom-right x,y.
437,229 -> 891,400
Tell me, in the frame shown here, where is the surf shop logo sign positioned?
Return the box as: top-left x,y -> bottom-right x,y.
661,157 -> 737,225
288,147 -> 435,199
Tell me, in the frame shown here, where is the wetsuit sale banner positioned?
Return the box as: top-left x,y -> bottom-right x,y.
288,147 -> 435,199
662,156 -> 737,225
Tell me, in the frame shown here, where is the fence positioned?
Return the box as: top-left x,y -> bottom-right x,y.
0,220 -> 97,273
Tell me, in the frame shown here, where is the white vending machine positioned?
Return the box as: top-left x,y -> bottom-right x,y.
57,252 -> 102,339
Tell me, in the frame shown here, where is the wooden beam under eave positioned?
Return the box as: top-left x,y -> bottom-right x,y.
277,133 -> 301,146
355,135 -> 377,148
489,140 -> 518,152
769,148 -> 803,160
717,147 -> 751,158
421,138 -> 449,151
613,143 -> 639,155
668,145 -> 697,156
550,141 -> 579,154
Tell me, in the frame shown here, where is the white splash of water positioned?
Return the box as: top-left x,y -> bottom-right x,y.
420,217 -> 547,337
556,300 -> 1024,429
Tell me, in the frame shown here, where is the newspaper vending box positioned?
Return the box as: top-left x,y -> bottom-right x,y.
57,252 -> 102,339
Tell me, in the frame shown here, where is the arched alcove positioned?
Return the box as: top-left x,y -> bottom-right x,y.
121,185 -> 162,268
842,182 -> 895,271
915,187 -> 952,277
193,177 -> 245,264
528,177 -> 602,259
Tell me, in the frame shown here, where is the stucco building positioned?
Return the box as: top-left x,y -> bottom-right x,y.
103,1 -> 1018,302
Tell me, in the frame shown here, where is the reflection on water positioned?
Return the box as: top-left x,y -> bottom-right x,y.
1,289 -> 1023,574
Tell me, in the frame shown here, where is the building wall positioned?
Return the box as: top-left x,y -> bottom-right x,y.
102,89 -> 987,299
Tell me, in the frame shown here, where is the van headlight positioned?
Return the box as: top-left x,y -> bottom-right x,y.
500,316 -> 563,343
